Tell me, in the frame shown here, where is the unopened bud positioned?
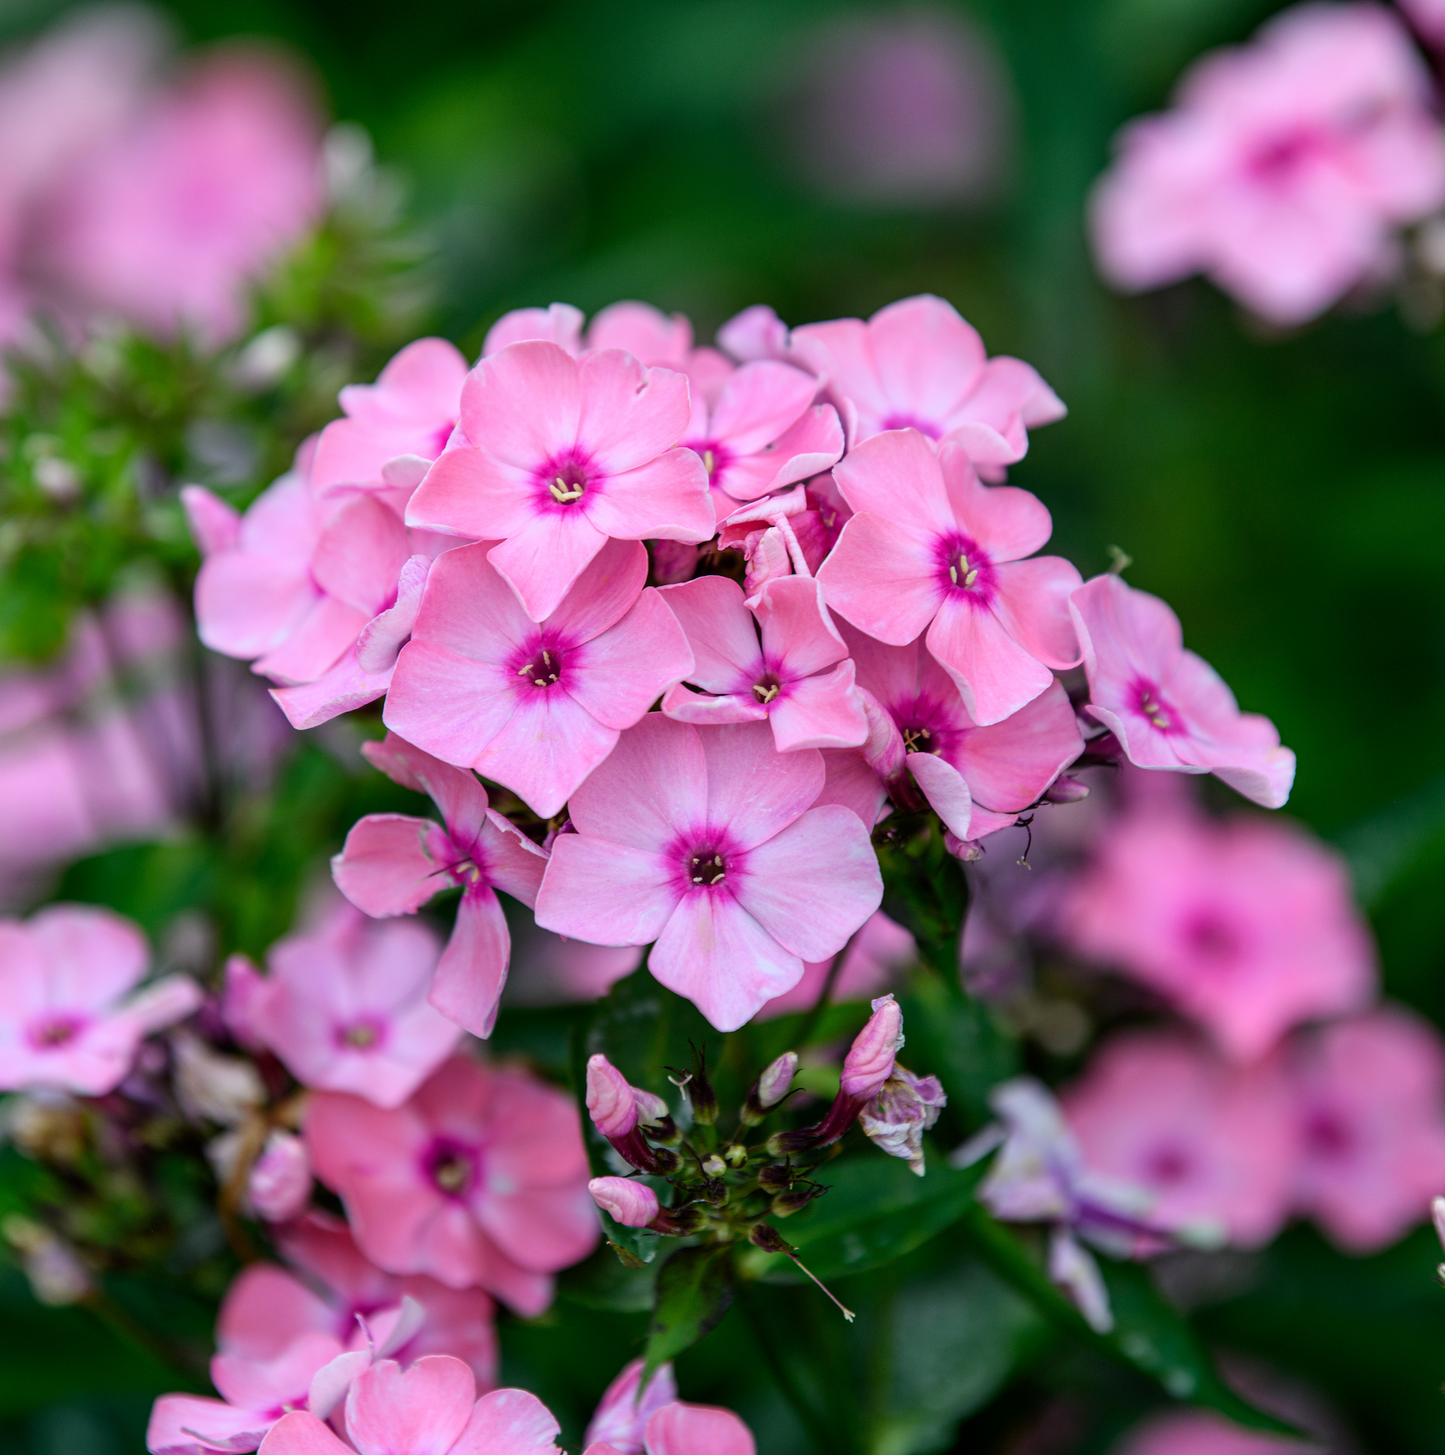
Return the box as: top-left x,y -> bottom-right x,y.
758,1163 -> 792,1193
586,1054 -> 640,1139
841,996 -> 904,1099
858,1068 -> 947,1177
247,1131 -> 312,1222
651,1204 -> 707,1236
689,1052 -> 718,1127
724,1144 -> 749,1169
589,1176 -> 661,1229
1044,775 -> 1090,804
771,1186 -> 822,1218
744,1051 -> 798,1124
702,1154 -> 726,1178
173,1032 -> 265,1127
633,1089 -> 670,1126
943,831 -> 984,862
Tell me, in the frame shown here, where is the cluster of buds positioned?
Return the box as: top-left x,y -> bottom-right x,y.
585,995 -> 946,1312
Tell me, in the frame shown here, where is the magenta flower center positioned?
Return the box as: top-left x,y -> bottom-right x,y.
542,457 -> 590,507
1143,1142 -> 1193,1186
687,846 -> 728,887
751,672 -> 782,705
936,534 -> 995,602
880,412 -> 941,439
1180,909 -> 1243,967
692,440 -> 733,483
425,1139 -> 480,1198
338,1017 -> 385,1051
29,1015 -> 83,1049
1304,1108 -> 1353,1160
1132,678 -> 1178,733
513,636 -> 565,690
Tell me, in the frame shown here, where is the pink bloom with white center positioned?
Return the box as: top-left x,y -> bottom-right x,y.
1089,3 -> 1445,325
45,50 -> 323,345
1116,1408 -> 1311,1455
817,429 -> 1082,725
1287,1006 -> 1445,1252
311,338 -> 470,497
679,357 -> 843,506
186,437 -> 450,732
1063,1029 -> 1298,1248
790,294 -> 1065,476
383,538 -> 693,818
0,904 -> 200,1096
482,302 -> 585,357
304,1056 -> 598,1315
587,1177 -> 660,1228
758,909 -> 915,1018
258,1357 -> 562,1455
249,1131 -> 313,1223
1069,573 -> 1296,809
223,902 -> 461,1108
330,733 -> 549,1038
659,574 -> 867,752
584,1359 -> 677,1455
1063,799 -> 1375,1061
534,715 -> 883,1031
844,622 -> 1083,840
404,341 -> 713,621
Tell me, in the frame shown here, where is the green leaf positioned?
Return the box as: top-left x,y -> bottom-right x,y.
899,977 -> 1018,1132
643,1244 -> 735,1383
955,1207 -> 1300,1438
557,1242 -> 660,1312
742,1151 -> 981,1284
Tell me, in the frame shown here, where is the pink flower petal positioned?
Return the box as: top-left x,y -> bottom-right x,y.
708,360 -> 818,454
196,552 -> 318,660
332,814 -> 456,916
815,512 -> 941,647
479,689 -> 622,819
769,661 -> 868,752
534,838 -> 677,945
657,576 -> 761,693
150,1396 -> 275,1455
181,485 -> 241,557
661,686 -> 768,727
253,595 -> 368,687
356,554 -> 432,675
955,679 -> 1084,812
925,596 -> 1055,726
451,1388 -> 564,1455
830,428 -> 955,537
345,1356 -> 476,1455
383,643 -> 520,776
563,589 -> 694,731
270,649 -> 390,729
939,445 -> 1053,564
869,295 -> 987,422
488,513 -> 610,623
577,351 -> 692,474
645,1404 -> 756,1455
311,497 -> 411,618
719,404 -> 845,502
475,811 -> 549,907
989,556 -> 1083,670
405,448 -> 537,541
544,538 -> 649,646
698,722 -> 824,851
584,450 -> 714,544
459,341 -> 582,473
904,752 -> 974,838
483,304 -> 584,357
428,887 -> 512,1038
753,575 -> 847,680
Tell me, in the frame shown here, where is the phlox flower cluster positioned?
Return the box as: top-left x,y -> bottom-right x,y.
1090,2 -> 1445,324
191,292 -> 1295,1038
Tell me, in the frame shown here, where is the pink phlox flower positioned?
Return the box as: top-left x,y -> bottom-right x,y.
1069,572 -> 1296,808
844,620 -> 1084,840
45,49 -> 324,345
404,340 -> 713,621
1062,798 -> 1375,1060
659,573 -> 867,752
716,304 -> 793,364
758,909 -> 914,1018
789,294 -> 1065,477
1089,2 -> 1445,324
223,900 -> 461,1107
482,303 -> 585,357
303,1055 -> 598,1314
311,338 -> 471,498
249,1130 -> 313,1223
278,1210 -> 499,1384
858,1066 -> 947,1175
818,429 -> 1082,725
0,903 -> 200,1096
1062,1030 -> 1297,1249
534,715 -> 883,1031
584,1359 -> 677,1455
587,1401 -> 756,1455
1286,1006 -> 1445,1252
586,301 -> 694,366
330,731 -> 549,1038
677,353 -> 842,506
256,1356 -> 563,1455
383,537 -> 693,818
1117,1408 -> 1318,1454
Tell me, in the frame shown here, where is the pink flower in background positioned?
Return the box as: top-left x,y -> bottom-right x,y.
331,733 -> 548,1038
1399,0 -> 1445,48
0,904 -> 200,1096
1089,3 -> 1445,324
45,49 -> 323,343
758,909 -> 915,1018
1115,1411 -> 1311,1454
1287,1007 -> 1445,1251
790,294 -> 1064,475
248,1131 -> 313,1223
304,1056 -> 597,1315
535,715 -> 882,1031
593,1402 -> 757,1455
258,1357 -> 562,1455
717,304 -> 792,363
586,301 -> 694,365
678,357 -> 842,505
1063,1029 -> 1298,1248
482,302 -> 585,357
500,919 -> 643,1008
311,338 -> 470,496
384,539 -> 692,817
1063,799 -> 1374,1061
404,341 -> 713,621
845,622 -> 1083,840
584,1359 -> 678,1455
1070,573 -> 1296,809
818,429 -> 1081,725
659,574 -> 867,752
223,901 -> 460,1108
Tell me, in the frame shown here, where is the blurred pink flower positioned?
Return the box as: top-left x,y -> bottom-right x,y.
224,901 -> 460,1108
1064,799 -> 1374,1061
844,621 -> 1083,840
659,574 -> 867,752
248,1130 -> 313,1223
758,909 -> 914,1018
44,47 -> 322,343
1070,573 -> 1296,809
1399,0 -> 1445,48
818,430 -> 1081,725
586,301 -> 694,365
534,715 -> 882,1031
1090,2 -> 1445,324
584,1359 -> 677,1455
384,538 -> 692,817
258,1358 -> 561,1455
331,732 -> 549,1038
500,920 -> 643,1008
304,1056 -> 597,1315
604,1403 -> 757,1455
791,295 -> 1064,475
1115,1408 -> 1318,1454
0,904 -> 200,1096
482,302 -> 585,357
1287,1006 -> 1445,1251
1063,1029 -> 1298,1248
404,341 -> 713,621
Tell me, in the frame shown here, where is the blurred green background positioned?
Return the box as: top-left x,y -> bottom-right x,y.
3,0 -> 1445,1449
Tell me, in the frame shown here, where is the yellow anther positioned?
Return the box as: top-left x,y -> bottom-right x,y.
549,476 -> 585,503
